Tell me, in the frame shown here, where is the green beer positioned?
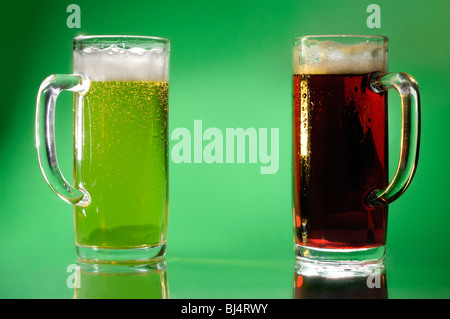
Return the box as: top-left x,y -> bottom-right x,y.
74,80 -> 168,249
36,36 -> 170,261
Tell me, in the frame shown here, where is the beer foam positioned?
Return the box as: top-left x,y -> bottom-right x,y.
74,45 -> 169,81
294,40 -> 387,74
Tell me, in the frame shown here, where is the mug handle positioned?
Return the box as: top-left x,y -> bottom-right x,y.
35,74 -> 91,207
367,72 -> 421,206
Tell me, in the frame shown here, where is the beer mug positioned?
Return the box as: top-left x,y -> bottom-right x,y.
36,36 -> 169,262
292,35 -> 420,266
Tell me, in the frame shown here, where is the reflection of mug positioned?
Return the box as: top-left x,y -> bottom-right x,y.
292,35 -> 420,264
36,36 -> 169,261
74,260 -> 168,299
293,260 -> 388,299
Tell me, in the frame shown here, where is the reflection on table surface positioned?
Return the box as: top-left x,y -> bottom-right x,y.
70,256 -> 389,299
293,259 -> 388,299
73,259 -> 168,299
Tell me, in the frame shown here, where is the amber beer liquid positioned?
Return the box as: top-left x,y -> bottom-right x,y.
292,38 -> 389,258
293,73 -> 388,249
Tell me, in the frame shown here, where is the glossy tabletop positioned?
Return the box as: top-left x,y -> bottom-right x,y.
1,246 -> 449,299
1,0 -> 450,300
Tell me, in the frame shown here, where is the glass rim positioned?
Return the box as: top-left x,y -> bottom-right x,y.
293,34 -> 388,42
73,35 -> 170,48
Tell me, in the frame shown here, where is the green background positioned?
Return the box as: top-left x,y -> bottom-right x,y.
1,0 -> 449,299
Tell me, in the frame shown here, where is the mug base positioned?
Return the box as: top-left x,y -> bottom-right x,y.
76,243 -> 166,263
295,244 -> 385,270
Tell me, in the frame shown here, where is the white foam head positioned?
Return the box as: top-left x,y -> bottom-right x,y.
294,39 -> 387,74
74,45 -> 169,81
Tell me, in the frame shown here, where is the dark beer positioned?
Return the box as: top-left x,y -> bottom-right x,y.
292,73 -> 388,250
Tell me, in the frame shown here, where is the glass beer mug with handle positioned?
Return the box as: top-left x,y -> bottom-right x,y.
292,35 -> 420,267
36,36 -> 170,262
